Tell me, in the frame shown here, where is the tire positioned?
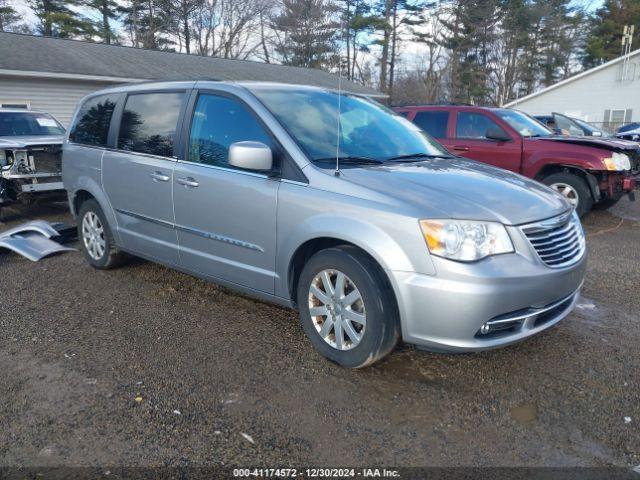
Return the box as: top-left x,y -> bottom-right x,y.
77,199 -> 127,269
542,172 -> 593,217
296,246 -> 400,368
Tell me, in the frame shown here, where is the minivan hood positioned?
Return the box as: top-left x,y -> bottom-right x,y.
339,157 -> 569,225
0,135 -> 64,148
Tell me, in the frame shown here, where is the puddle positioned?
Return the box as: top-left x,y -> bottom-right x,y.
510,403 -> 537,425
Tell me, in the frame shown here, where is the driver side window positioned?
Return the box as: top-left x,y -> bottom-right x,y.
188,94 -> 273,169
456,112 -> 501,140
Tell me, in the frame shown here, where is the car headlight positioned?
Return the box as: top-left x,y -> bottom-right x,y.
419,219 -> 514,261
603,152 -> 631,171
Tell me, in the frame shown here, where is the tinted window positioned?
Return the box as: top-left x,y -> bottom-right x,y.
188,94 -> 272,168
118,92 -> 184,157
456,112 -> 502,139
0,112 -> 65,136
413,111 -> 449,138
70,94 -> 118,146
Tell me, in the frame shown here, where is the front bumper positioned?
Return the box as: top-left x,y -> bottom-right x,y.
389,227 -> 587,352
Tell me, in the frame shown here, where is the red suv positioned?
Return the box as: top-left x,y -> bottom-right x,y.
395,105 -> 639,216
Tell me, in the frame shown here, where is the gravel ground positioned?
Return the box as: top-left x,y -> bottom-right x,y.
0,199 -> 638,470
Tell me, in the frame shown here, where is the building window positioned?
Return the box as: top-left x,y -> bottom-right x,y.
604,109 -> 632,131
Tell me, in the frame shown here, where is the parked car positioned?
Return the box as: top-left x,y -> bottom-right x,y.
534,113 -> 610,138
617,123 -> 640,142
396,105 -> 639,216
0,109 -> 66,216
63,81 -> 586,368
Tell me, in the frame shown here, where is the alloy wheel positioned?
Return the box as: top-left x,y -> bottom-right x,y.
82,211 -> 106,260
308,269 -> 366,351
550,182 -> 579,207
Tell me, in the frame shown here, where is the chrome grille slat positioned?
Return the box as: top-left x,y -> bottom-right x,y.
531,231 -> 577,248
528,224 -> 575,243
524,222 -> 574,238
521,212 -> 585,268
536,234 -> 580,254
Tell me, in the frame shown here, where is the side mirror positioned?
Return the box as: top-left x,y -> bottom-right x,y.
228,141 -> 273,172
591,131 -> 603,137
485,126 -> 511,142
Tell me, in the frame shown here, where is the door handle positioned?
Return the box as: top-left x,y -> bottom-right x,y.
176,177 -> 199,188
452,146 -> 470,152
150,171 -> 170,182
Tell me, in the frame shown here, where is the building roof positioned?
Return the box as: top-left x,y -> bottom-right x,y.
0,32 -> 382,97
504,49 -> 640,107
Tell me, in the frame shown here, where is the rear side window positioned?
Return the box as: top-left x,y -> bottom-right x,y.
413,111 -> 449,138
117,92 -> 184,157
188,94 -> 272,169
456,112 -> 501,139
69,94 -> 118,146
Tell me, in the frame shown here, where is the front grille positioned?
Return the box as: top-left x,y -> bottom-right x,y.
521,212 -> 585,268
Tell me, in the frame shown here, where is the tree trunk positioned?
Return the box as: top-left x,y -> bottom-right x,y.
182,2 -> 190,53
379,0 -> 392,92
388,0 -> 398,102
102,0 -> 111,44
43,0 -> 53,36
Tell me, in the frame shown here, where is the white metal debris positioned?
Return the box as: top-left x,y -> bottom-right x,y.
0,220 -> 74,261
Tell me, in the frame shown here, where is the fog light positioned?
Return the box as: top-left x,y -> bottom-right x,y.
480,323 -> 490,335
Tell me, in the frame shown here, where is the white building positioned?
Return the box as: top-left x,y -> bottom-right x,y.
504,49 -> 640,132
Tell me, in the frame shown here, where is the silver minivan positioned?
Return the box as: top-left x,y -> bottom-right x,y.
63,81 -> 587,368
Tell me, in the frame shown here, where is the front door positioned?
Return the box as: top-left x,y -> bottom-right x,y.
451,111 -> 522,172
173,92 -> 279,294
102,91 -> 186,265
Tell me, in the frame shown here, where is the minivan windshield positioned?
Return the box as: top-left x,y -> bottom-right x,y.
250,87 -> 450,163
494,109 -> 553,138
0,112 -> 65,136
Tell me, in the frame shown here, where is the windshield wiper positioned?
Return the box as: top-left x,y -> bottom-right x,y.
385,153 -> 451,162
313,156 -> 384,165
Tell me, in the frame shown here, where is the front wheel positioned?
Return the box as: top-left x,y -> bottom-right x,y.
542,172 -> 593,217
297,246 -> 400,368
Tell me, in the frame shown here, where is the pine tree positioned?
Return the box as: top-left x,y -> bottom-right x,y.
272,0 -> 339,68
0,0 -> 20,31
583,0 -> 640,68
87,0 -> 119,44
30,0 -> 95,38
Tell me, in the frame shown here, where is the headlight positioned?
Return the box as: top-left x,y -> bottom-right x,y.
603,152 -> 631,171
419,219 -> 514,261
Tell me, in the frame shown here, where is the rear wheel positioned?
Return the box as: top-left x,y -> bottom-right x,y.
78,199 -> 127,269
297,246 -> 400,368
542,172 -> 593,217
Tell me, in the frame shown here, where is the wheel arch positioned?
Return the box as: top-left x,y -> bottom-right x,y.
69,178 -> 121,244
534,164 -> 600,202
